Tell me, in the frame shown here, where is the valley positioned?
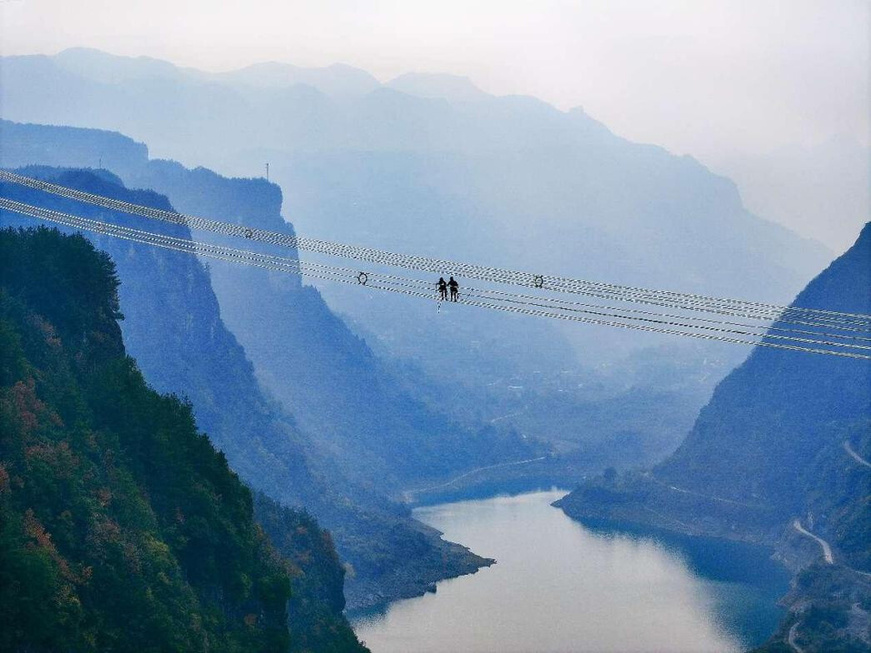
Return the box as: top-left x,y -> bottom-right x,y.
0,36 -> 867,652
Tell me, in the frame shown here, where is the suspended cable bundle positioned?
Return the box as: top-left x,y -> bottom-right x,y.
2,194 -> 870,360
3,169 -> 869,333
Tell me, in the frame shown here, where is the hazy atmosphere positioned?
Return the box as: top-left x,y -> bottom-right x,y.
2,0 -> 868,249
1,2 -> 869,652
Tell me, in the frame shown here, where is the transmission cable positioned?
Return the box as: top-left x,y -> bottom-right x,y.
2,196 -> 870,360
3,170 -> 869,330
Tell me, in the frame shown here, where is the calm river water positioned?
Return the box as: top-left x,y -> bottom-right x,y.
351,490 -> 788,653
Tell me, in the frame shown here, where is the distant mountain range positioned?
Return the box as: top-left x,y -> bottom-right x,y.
0,48 -> 835,467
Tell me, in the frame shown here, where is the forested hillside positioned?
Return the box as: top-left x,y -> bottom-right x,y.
0,227 -> 291,651
254,494 -> 366,653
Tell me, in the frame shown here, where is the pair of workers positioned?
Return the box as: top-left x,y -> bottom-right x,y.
437,276 -> 459,302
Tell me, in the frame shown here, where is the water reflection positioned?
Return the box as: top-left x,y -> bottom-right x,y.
352,490 -> 787,653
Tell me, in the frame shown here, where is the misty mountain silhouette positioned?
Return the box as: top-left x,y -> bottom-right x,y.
0,46 -> 836,478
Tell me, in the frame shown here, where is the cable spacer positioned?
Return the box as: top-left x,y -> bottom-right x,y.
357,271 -> 368,285
533,274 -> 544,288
244,228 -> 253,239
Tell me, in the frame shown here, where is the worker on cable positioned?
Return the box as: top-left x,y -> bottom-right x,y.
448,276 -> 459,302
437,276 -> 448,301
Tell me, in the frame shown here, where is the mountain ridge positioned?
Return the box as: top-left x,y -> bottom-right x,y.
556,221 -> 871,651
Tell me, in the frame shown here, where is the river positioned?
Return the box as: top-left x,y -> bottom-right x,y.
351,490 -> 789,653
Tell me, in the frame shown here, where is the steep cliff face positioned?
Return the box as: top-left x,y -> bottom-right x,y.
0,165 -> 492,610
558,224 -> 870,546
1,167 -> 319,508
253,494 -> 368,653
0,227 -> 291,652
0,119 -> 536,491
556,224 -> 871,652
119,160 -> 535,488
654,223 -> 871,513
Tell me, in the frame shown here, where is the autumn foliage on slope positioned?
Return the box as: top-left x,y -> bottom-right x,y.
0,227 -> 291,652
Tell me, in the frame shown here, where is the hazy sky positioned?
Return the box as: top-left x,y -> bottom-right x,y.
2,0 -> 867,157
1,0 -> 868,248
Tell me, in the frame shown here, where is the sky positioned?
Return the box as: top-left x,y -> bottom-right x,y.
1,0 -> 869,249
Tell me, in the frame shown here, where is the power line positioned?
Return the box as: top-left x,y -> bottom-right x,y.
2,197 -> 869,360
2,170 -> 869,331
